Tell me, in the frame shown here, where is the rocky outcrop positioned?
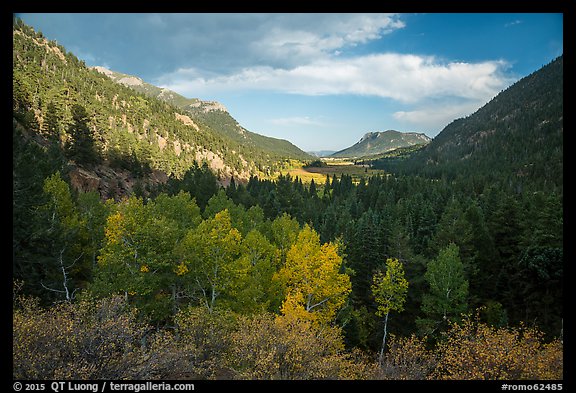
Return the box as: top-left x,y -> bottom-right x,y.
187,100 -> 228,113
69,166 -> 101,194
68,164 -> 169,201
92,66 -> 114,77
117,76 -> 143,87
175,113 -> 199,131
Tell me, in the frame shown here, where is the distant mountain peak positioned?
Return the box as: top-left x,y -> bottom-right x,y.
332,130 -> 431,158
93,66 -> 144,87
359,131 -> 379,142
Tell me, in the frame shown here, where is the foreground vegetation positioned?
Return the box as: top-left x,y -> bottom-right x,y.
14,292 -> 562,380
12,161 -> 563,380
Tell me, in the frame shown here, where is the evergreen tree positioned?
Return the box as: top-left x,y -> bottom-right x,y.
65,104 -> 99,165
42,101 -> 61,143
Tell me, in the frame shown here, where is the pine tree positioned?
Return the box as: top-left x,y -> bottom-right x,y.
65,104 -> 99,165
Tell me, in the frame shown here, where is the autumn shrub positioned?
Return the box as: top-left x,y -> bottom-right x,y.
172,306 -> 238,379
13,294 -> 183,380
432,314 -> 563,380
377,334 -> 436,380
226,313 -> 375,379
14,295 -> 143,379
14,293 -> 562,381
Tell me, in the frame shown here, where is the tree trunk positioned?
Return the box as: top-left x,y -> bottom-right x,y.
379,311 -> 389,365
172,285 -> 178,316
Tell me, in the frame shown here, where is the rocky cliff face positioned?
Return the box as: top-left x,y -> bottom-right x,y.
186,100 -> 228,113
68,164 -> 168,200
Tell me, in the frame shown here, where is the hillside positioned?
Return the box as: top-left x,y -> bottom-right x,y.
378,56 -> 563,192
12,20 -> 310,199
331,130 -> 431,158
92,66 -> 312,161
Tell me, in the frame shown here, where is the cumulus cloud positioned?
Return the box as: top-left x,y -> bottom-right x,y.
146,14 -> 515,136
156,54 -> 513,105
134,13 -> 406,74
22,13 -> 405,80
393,101 -> 485,133
247,13 -> 405,67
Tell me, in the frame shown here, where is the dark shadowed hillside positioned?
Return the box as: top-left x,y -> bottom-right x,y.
374,56 -> 563,193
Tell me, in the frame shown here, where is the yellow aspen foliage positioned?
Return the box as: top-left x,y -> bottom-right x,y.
174,261 -> 189,276
432,313 -> 563,380
274,224 -> 351,327
103,211 -> 124,246
278,291 -> 318,325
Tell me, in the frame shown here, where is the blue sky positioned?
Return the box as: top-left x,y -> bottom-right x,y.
16,13 -> 563,151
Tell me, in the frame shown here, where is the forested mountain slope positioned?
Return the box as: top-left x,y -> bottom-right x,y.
92,66 -> 312,161
13,19 -> 310,200
376,56 -> 563,193
13,18 -> 563,380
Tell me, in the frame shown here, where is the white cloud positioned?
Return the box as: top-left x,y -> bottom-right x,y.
145,14 -> 515,136
505,19 -> 523,27
156,54 -> 513,105
269,116 -> 326,127
132,13 -> 406,74
393,101 -> 485,135
248,13 -> 405,67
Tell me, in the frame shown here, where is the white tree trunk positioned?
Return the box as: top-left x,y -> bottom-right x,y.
379,311 -> 390,366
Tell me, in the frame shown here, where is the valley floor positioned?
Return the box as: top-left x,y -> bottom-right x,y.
281,160 -> 387,184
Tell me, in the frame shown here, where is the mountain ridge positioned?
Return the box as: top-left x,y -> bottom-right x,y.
91,66 -> 311,162
372,55 -> 563,192
12,19 -> 314,200
330,130 -> 431,158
